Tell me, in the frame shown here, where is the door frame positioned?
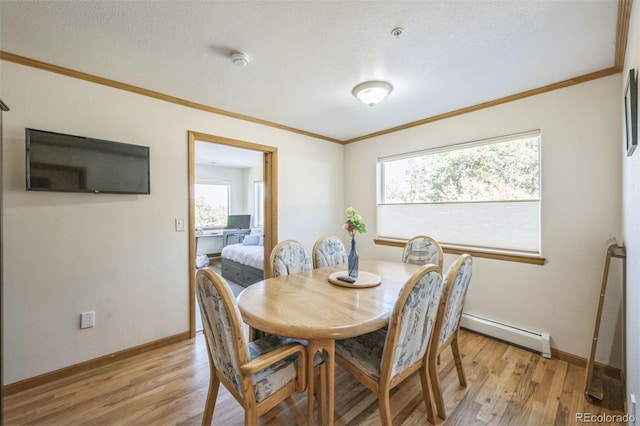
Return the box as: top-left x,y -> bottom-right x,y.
187,131 -> 278,338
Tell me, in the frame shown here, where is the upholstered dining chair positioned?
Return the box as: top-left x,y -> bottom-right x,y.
335,265 -> 445,425
402,235 -> 444,272
196,268 -> 308,426
312,235 -> 348,268
429,253 -> 473,420
269,239 -> 313,277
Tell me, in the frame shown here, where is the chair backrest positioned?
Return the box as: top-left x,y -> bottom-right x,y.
196,268 -> 251,400
312,235 -> 348,268
269,240 -> 312,277
381,265 -> 445,381
402,235 -> 444,271
437,254 -> 473,347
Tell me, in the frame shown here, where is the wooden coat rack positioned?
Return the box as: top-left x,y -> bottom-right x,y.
584,238 -> 626,406
0,97 -> 9,425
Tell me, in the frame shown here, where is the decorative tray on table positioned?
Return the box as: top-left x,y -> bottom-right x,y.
328,271 -> 382,288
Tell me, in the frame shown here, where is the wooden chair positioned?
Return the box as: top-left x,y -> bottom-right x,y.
429,254 -> 473,420
335,265 -> 445,425
312,235 -> 348,268
265,241 -> 328,422
269,239 -> 312,277
402,235 -> 444,271
196,268 -> 308,426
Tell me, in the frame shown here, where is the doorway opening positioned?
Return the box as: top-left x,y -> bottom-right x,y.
188,131 -> 278,337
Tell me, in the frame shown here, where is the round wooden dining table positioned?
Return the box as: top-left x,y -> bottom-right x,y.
237,260 -> 421,426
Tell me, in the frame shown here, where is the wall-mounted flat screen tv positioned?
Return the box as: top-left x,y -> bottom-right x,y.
26,128 -> 150,194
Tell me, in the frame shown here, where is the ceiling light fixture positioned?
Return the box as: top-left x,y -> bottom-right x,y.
230,52 -> 250,66
352,81 -> 393,107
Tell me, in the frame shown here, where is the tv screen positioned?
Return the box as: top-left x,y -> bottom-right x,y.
226,214 -> 251,229
26,128 -> 150,194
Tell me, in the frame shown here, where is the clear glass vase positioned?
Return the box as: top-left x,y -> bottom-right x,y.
348,237 -> 359,278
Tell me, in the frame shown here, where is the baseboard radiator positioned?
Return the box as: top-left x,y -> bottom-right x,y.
461,313 -> 551,358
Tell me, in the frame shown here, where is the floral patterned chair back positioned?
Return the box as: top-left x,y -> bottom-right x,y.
383,265 -> 445,380
312,235 -> 348,268
335,265 -> 445,425
196,268 -> 307,425
197,269 -> 248,399
438,254 -> 473,346
402,235 -> 444,271
269,240 -> 313,277
429,253 -> 473,421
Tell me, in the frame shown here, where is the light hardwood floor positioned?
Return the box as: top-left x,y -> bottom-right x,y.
3,329 -> 624,425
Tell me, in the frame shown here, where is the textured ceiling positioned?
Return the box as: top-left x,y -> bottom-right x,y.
195,141 -> 263,168
0,1 -> 619,142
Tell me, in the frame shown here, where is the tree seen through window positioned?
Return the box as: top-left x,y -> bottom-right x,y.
195,183 -> 229,227
382,136 -> 539,204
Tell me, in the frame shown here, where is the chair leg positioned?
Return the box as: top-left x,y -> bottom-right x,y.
419,365 -> 436,424
248,326 -> 266,341
429,349 -> 447,420
451,333 -> 467,387
201,374 -> 220,425
244,408 -> 258,426
378,389 -> 393,426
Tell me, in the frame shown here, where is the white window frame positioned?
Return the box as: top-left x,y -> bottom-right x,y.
254,180 -> 264,228
377,130 -> 541,254
194,179 -> 231,228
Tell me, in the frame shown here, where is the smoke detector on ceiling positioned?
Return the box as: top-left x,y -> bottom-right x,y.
231,52 -> 250,66
391,27 -> 404,38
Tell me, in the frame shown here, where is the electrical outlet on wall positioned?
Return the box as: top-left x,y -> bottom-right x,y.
80,311 -> 95,329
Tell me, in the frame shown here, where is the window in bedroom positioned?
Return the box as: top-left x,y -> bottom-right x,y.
195,180 -> 230,228
254,180 -> 264,227
377,130 -> 541,253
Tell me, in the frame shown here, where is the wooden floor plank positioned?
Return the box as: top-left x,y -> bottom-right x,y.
3,330 -> 626,425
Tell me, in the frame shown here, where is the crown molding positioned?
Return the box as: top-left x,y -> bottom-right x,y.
0,51 -> 342,145
0,0 -> 631,145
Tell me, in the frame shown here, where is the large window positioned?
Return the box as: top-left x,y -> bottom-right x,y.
254,181 -> 264,227
195,181 -> 230,227
377,131 -> 541,253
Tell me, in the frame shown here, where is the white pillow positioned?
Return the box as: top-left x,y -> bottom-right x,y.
243,234 -> 261,246
250,227 -> 264,235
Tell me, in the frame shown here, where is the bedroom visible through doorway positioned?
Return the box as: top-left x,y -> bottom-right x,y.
187,131 -> 278,337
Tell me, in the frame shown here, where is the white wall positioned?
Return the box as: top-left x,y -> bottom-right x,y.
623,0 -> 640,415
344,75 -> 622,359
1,61 -> 344,384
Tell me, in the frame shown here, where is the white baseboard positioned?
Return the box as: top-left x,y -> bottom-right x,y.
461,313 -> 551,358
